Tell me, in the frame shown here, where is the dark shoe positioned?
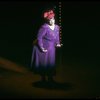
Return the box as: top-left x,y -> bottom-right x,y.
48,76 -> 55,83
41,76 -> 46,82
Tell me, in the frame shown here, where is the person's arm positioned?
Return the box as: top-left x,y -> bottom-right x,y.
55,25 -> 62,47
37,26 -> 47,52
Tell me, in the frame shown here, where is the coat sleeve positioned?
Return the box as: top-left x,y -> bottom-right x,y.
37,26 -> 46,50
55,25 -> 60,45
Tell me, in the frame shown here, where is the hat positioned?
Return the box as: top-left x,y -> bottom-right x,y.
43,10 -> 55,20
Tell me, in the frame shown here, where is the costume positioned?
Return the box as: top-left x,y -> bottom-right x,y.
31,23 -> 60,76
31,10 -> 60,76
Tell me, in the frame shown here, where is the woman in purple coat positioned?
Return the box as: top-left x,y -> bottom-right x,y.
31,9 -> 62,82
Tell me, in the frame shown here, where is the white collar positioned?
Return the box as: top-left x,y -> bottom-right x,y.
48,24 -> 55,30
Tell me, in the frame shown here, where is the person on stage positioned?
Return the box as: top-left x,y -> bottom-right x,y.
31,9 -> 62,82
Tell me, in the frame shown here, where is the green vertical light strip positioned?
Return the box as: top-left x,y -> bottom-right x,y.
59,2 -> 62,44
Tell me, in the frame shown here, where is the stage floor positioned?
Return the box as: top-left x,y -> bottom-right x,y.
0,55 -> 99,99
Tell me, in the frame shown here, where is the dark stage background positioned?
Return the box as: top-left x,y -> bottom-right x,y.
0,1 -> 100,68
0,1 -> 100,98
0,1 -> 60,67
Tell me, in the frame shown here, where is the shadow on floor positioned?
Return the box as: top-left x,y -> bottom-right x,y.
32,80 -> 73,91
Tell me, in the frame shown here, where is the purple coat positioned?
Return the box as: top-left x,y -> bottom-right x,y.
31,23 -> 60,75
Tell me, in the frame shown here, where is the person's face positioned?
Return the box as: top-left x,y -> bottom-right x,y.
48,18 -> 55,25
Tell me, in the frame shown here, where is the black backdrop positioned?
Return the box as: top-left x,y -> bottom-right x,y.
0,1 -> 100,67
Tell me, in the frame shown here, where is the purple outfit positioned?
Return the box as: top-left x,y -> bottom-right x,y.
31,23 -> 60,75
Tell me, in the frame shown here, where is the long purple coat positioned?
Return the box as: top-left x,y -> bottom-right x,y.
31,23 -> 60,76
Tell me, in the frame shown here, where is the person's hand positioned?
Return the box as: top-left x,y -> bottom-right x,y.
56,44 -> 63,47
41,47 -> 48,53
42,49 -> 48,53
